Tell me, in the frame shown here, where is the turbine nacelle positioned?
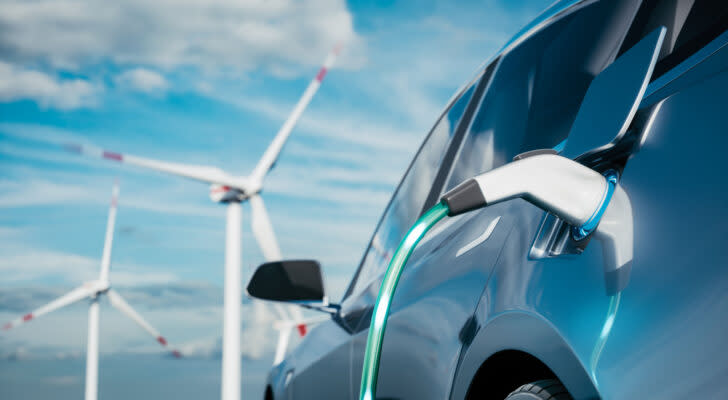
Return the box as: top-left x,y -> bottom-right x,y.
83,280 -> 110,296
208,176 -> 264,203
209,184 -> 248,203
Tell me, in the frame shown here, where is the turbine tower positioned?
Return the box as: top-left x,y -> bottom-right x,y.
2,182 -> 181,400
64,44 -> 341,400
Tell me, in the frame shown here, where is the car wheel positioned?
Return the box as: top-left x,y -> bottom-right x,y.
504,379 -> 572,400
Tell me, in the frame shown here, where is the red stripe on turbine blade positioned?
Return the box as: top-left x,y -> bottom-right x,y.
315,67 -> 328,82
22,313 -> 33,322
3,322 -> 12,330
172,350 -> 182,358
103,151 -> 123,161
157,336 -> 167,346
297,324 -> 307,337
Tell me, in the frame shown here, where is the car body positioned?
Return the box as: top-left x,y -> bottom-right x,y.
263,0 -> 728,398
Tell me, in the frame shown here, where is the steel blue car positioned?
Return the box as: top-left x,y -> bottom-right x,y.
249,0 -> 728,398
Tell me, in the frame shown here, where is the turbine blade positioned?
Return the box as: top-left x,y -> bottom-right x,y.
63,143 -> 247,189
250,43 -> 342,183
247,195 -> 292,340
273,325 -> 292,365
270,303 -> 290,322
107,289 -> 182,358
249,194 -> 282,261
249,195 -> 305,323
99,181 -> 119,282
3,283 -> 95,330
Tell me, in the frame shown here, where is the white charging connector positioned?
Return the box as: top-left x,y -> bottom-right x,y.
442,153 -> 609,227
441,153 -> 633,295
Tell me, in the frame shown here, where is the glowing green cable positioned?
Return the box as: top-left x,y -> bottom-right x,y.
589,292 -> 621,383
359,201 -> 450,400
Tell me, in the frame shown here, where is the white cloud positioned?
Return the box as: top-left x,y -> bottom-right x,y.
0,177 -> 222,219
0,61 -> 99,109
212,90 -> 423,154
0,179 -> 93,208
0,0 -> 358,74
0,230 -> 180,286
115,68 -> 169,94
0,122 -> 89,145
42,375 -> 82,385
0,284 -> 283,359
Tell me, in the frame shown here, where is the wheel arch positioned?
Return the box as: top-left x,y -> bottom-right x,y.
451,311 -> 600,399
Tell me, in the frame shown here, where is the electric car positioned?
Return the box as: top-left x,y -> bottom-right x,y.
249,0 -> 728,398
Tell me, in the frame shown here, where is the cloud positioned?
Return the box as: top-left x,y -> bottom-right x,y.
115,68 -> 169,94
0,122 -> 89,145
109,282 -> 223,309
0,283 -> 222,313
0,231 -> 181,286
0,346 -> 32,361
0,122 -> 391,301
218,91 -> 423,154
175,334 -> 268,360
0,0 -> 357,74
43,375 -> 82,385
0,179 -> 94,208
0,61 -> 99,109
0,286 -> 69,312
0,174 -> 223,219
0,284 -> 284,360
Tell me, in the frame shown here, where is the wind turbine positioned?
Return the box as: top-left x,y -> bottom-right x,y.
2,182 -> 181,400
63,44 -> 341,400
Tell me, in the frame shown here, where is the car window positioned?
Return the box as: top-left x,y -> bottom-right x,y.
342,78 -> 480,300
441,0 -> 646,193
619,0 -> 728,80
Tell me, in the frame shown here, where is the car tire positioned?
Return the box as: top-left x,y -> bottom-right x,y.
504,379 -> 572,400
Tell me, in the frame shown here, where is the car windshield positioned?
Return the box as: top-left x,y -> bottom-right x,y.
442,0 -> 645,192
341,78 -> 480,300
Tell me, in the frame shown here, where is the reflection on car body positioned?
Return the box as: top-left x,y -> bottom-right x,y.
257,1 -> 728,399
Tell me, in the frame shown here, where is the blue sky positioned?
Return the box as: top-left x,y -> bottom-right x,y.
0,0 -> 553,398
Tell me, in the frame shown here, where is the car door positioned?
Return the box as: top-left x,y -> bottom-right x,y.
348,1 -> 653,399
346,1 -> 656,399
455,1 -> 728,399
283,64 -> 483,400
575,3 -> 728,398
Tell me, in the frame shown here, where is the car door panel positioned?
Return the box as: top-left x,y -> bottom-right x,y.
349,202 -> 515,400
470,44 -> 728,400
590,63 -> 728,399
287,320 -> 351,399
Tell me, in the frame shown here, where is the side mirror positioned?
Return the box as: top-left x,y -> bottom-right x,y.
247,260 -> 325,303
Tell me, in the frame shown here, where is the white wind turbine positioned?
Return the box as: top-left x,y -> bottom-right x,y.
64,45 -> 341,400
2,182 -> 181,400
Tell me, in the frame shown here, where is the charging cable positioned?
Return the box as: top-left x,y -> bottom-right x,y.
359,153 -> 615,400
